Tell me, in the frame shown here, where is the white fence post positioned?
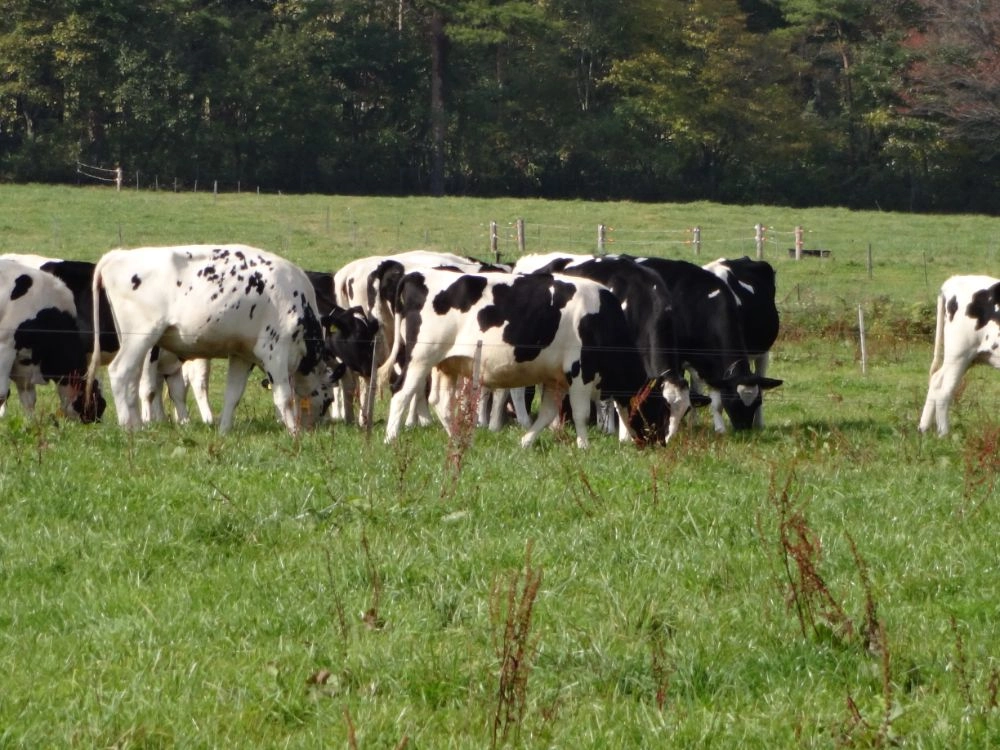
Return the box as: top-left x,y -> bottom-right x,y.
755,223 -> 765,259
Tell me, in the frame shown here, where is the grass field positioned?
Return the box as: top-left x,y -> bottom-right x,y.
1,184 -> 999,747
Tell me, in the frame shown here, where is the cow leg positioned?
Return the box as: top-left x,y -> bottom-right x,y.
219,357 -> 255,434
919,359 -> 971,436
139,353 -> 171,423
164,368 -> 192,424
567,384 -> 594,449
107,344 -> 151,430
487,388 -> 507,431
183,359 -> 213,424
708,390 -> 727,433
338,370 -> 358,424
385,371 -> 425,442
510,387 -> 533,428
520,386 -> 562,448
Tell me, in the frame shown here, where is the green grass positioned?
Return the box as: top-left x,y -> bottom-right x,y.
0,185 -> 999,747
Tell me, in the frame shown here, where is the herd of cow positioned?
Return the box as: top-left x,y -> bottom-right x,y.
0,245 -> 996,445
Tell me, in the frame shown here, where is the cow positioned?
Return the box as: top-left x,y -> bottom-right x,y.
521,254 -> 692,441
702,257 -> 780,428
85,244 -> 338,435
0,259 -> 106,422
630,256 -> 782,431
378,268 -> 685,448
0,252 -> 212,425
918,275 -> 1000,435
333,250 -> 510,427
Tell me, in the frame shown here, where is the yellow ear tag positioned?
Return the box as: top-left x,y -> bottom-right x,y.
327,323 -> 339,334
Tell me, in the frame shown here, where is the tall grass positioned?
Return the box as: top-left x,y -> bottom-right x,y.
0,185 -> 998,746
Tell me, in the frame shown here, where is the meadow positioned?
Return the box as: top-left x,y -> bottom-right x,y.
0,184 -> 999,747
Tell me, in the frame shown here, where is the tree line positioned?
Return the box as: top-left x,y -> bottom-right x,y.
2,0 -> 998,213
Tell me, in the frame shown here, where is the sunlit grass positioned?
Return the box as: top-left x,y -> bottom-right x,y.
0,185 -> 998,746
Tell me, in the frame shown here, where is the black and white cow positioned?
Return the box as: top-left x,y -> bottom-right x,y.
702,256 -> 780,428
0,252 -> 213,425
0,259 -> 106,421
86,244 -> 338,435
631,256 -> 782,431
334,250 -> 511,427
378,268 -> 684,447
919,275 -> 1000,435
524,254 -> 691,440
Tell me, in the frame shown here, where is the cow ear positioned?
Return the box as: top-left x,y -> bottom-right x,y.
749,375 -> 783,390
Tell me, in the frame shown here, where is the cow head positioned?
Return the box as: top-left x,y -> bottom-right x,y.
322,305 -> 380,376
627,371 -> 691,445
62,373 -> 107,423
721,374 -> 783,430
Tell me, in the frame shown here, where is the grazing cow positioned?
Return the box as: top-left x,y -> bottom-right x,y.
86,244 -> 338,435
919,275 -> 1000,435
333,250 -> 509,427
0,259 -> 106,421
631,256 -> 782,431
702,256 -> 780,428
0,253 -> 213,425
379,268 -> 683,448
524,254 -> 692,441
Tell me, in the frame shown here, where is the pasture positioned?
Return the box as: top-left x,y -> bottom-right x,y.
1,184 -> 999,747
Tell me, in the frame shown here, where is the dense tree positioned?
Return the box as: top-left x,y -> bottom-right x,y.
0,0 -> 997,211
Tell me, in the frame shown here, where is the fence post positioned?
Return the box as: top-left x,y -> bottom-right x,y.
867,243 -> 873,279
755,223 -> 765,259
490,221 -> 499,261
692,226 -> 701,256
794,225 -> 804,260
115,166 -> 123,192
597,224 -> 606,255
516,218 -> 525,255
858,305 -> 868,375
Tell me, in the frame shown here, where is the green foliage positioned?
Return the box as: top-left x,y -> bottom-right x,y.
1,0 -> 997,210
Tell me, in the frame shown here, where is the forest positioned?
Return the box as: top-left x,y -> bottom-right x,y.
2,0 -> 999,212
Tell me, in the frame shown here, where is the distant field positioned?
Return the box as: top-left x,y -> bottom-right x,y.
0,184 -> 998,747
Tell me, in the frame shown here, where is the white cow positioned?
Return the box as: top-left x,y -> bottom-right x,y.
86,244 -> 337,435
0,259 -> 106,421
919,275 -> 1000,435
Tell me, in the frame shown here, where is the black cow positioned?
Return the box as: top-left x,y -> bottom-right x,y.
703,257 -> 780,428
528,254 -> 692,440
631,256 -> 782,431
378,268 -> 687,448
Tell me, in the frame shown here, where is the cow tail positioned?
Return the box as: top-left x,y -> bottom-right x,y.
84,257 -> 106,405
376,308 -> 403,393
928,289 -> 946,376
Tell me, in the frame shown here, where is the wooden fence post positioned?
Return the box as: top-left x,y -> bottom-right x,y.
755,223 -> 765,259
794,226 -> 804,260
858,305 -> 868,375
692,226 -> 701,256
363,331 -> 381,433
597,224 -> 607,255
516,218 -> 525,255
490,221 -> 499,260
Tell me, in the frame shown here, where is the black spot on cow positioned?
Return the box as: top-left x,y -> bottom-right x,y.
245,271 -> 265,295
131,274 -> 142,290
10,274 -> 32,300
477,275 -> 573,362
176,280 -> 182,287
946,295 -> 959,322
13,307 -> 87,383
966,282 -> 1000,330
432,275 -> 488,315
249,303 -> 257,320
